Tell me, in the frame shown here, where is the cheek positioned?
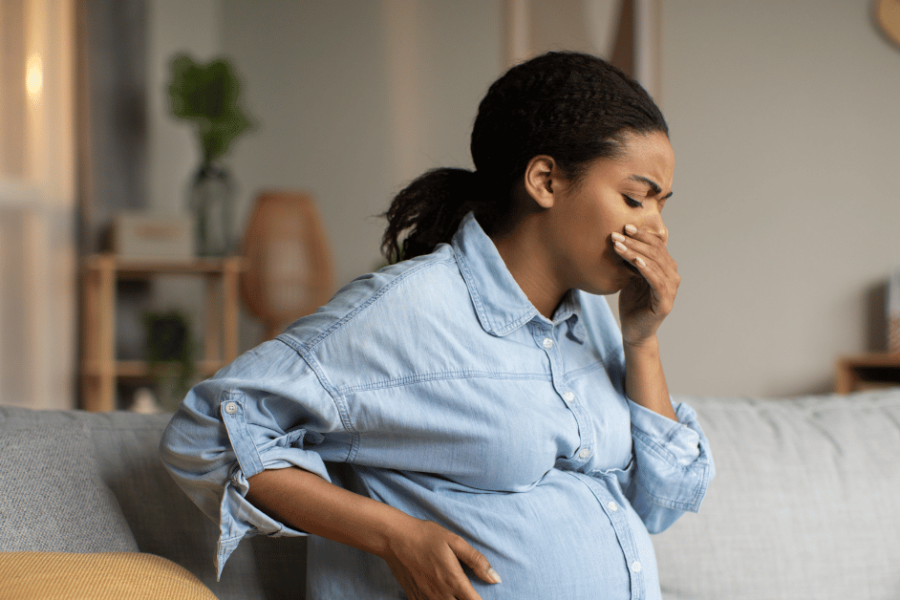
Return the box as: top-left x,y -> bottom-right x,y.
601,202 -> 631,234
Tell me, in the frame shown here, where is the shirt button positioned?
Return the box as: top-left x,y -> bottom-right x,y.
562,392 -> 575,403
607,501 -> 619,512
224,402 -> 237,415
579,448 -> 591,459
631,561 -> 642,573
542,337 -> 554,349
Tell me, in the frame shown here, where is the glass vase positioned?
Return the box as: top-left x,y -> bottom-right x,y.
190,161 -> 235,256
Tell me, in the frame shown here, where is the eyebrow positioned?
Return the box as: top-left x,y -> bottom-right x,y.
628,175 -> 673,200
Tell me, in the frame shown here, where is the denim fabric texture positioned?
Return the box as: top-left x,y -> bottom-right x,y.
160,212 -> 714,600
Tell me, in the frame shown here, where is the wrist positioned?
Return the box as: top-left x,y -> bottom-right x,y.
374,510 -> 423,559
623,334 -> 660,356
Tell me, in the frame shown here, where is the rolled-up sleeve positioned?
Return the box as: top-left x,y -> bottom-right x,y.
624,398 -> 715,534
159,337 -> 346,577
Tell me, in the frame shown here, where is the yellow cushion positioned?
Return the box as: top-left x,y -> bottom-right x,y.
0,552 -> 217,600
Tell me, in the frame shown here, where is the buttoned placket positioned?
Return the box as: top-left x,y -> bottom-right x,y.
531,317 -> 647,600
531,319 -> 595,469
576,473 -> 647,599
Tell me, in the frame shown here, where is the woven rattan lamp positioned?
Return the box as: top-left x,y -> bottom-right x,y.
240,190 -> 334,340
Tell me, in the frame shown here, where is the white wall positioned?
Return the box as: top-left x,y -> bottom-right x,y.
659,0 -> 900,396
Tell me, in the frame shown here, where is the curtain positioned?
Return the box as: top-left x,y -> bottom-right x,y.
0,0 -> 77,409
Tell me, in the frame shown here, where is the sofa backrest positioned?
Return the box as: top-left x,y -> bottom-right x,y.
655,389 -> 900,600
0,406 -> 306,600
8,389 -> 898,600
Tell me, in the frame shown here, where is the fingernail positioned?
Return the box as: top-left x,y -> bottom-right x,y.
635,257 -> 646,268
625,224 -> 638,235
488,567 -> 502,584
611,232 -> 625,242
614,241 -> 627,253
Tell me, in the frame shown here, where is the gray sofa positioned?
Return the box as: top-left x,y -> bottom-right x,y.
2,389 -> 899,599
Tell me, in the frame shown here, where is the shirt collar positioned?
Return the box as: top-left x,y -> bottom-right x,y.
450,212 -> 585,340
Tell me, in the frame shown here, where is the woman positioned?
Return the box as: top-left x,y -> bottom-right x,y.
161,51 -> 714,600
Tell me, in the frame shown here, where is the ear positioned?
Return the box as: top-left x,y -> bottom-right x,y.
522,155 -> 557,209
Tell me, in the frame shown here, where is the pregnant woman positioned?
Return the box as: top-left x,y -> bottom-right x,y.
161,51 -> 714,600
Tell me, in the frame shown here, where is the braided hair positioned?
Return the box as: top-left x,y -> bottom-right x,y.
380,51 -> 668,263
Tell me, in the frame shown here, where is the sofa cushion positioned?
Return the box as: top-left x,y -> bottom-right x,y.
0,552 -> 217,599
0,416 -> 138,553
0,406 -> 307,600
655,390 -> 900,600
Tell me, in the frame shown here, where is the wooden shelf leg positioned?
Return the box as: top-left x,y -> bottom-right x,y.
834,359 -> 855,394
97,255 -> 116,411
80,265 -> 100,411
205,274 -> 221,364
223,258 -> 240,362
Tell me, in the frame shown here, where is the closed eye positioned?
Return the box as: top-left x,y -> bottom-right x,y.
623,195 -> 643,208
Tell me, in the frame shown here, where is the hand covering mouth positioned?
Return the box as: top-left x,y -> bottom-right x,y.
620,256 -> 641,275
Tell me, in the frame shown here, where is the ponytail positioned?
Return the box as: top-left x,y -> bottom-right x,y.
381,52 -> 667,265
381,168 -> 497,262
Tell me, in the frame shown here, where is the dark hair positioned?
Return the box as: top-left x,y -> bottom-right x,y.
381,51 -> 668,262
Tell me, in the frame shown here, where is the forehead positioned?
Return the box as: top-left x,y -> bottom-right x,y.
598,131 -> 674,190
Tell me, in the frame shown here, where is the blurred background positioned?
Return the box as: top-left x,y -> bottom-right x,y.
2,0 -> 899,411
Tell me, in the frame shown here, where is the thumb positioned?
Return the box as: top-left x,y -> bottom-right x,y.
449,537 -> 502,585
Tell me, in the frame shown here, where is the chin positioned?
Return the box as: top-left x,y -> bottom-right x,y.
577,258 -> 639,295
582,277 -> 627,296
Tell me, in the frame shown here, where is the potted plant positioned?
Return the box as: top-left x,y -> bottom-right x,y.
143,310 -> 195,411
168,54 -> 255,256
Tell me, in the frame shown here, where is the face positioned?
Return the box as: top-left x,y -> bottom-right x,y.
542,131 -> 675,296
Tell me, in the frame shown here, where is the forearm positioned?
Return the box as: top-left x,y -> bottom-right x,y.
623,335 -> 677,421
246,466 -> 500,597
246,466 -> 413,559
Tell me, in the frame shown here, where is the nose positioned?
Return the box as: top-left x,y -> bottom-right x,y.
639,210 -> 667,241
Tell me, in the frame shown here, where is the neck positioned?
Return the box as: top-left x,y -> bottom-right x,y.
490,213 -> 566,320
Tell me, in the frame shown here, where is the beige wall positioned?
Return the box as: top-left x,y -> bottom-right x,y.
658,0 -> 900,396
145,0 -> 223,350
219,0 -> 500,283
217,0 -> 501,346
147,0 -> 900,397
147,0 -> 222,216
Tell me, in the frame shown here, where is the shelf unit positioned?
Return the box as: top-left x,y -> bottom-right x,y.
834,353 -> 900,394
80,254 -> 246,412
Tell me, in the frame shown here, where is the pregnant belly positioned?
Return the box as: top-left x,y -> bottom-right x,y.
361,467 -> 659,600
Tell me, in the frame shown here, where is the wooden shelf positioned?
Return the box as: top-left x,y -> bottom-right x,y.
81,360 -> 229,378
79,254 -> 246,412
835,353 -> 900,393
81,255 -> 246,276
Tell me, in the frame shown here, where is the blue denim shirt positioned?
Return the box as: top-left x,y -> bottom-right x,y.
160,212 -> 714,600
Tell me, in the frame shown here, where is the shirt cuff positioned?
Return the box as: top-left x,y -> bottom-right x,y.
215,446 -> 331,578
627,397 -> 702,467
215,396 -> 335,578
626,397 -> 713,516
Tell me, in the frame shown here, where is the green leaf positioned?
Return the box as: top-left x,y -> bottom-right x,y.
167,53 -> 256,161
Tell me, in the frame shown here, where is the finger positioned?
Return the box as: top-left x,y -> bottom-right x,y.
630,253 -> 679,314
449,536 -> 501,588
412,540 -> 485,600
625,223 -> 667,244
613,231 -> 677,275
612,236 -> 657,274
617,230 -> 668,263
614,240 -> 676,302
